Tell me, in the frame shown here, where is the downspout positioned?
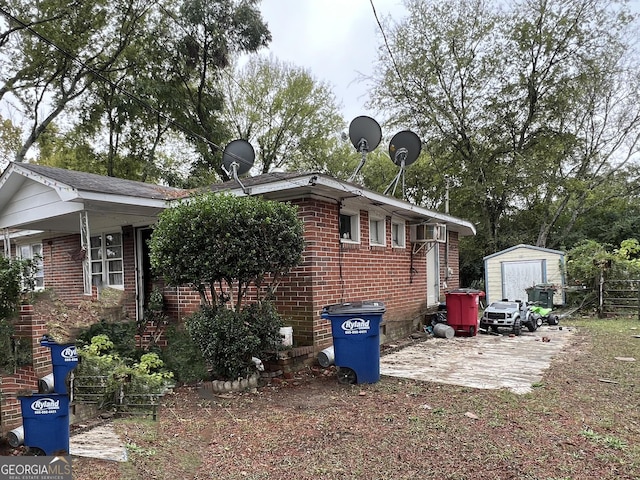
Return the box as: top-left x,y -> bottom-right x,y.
444,176 -> 450,288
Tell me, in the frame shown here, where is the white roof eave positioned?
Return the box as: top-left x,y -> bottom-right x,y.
229,173 -> 477,237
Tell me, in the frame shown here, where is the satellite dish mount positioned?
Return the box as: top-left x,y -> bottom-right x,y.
347,116 -> 382,182
384,130 -> 422,199
222,139 -> 255,194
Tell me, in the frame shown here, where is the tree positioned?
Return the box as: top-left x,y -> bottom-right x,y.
566,238 -> 640,288
0,0 -> 153,164
369,0 -> 640,266
148,192 -> 305,310
149,192 -> 304,380
220,56 -> 345,173
0,0 -> 271,183
0,116 -> 21,171
158,0 -> 271,184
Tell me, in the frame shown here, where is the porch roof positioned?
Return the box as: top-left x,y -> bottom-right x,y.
0,162 -> 188,236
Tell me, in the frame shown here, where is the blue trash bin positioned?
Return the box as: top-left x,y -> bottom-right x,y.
321,301 -> 385,384
18,393 -> 70,455
40,338 -> 78,394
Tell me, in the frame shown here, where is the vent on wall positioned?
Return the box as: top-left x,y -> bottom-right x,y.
410,223 -> 447,243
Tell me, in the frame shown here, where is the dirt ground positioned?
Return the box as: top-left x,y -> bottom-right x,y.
2,318 -> 639,479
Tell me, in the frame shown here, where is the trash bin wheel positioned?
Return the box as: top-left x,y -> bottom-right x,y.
337,367 -> 357,385
25,447 -> 46,456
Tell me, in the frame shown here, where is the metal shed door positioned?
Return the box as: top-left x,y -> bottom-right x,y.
501,260 -> 544,302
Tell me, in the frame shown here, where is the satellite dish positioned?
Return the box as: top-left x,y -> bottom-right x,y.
348,116 -> 382,182
384,130 -> 422,199
349,116 -> 382,153
222,139 -> 255,176
388,130 -> 421,167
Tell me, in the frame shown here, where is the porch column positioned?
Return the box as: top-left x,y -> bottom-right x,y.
79,211 -> 92,295
3,228 -> 9,258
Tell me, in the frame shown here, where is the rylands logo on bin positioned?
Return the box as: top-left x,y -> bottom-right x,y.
60,346 -> 77,363
341,318 -> 370,335
0,456 -> 72,480
31,397 -> 60,415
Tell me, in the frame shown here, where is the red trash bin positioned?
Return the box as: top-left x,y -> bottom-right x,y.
445,289 -> 485,337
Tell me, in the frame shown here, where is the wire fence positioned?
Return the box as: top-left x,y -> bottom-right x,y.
73,375 -> 163,420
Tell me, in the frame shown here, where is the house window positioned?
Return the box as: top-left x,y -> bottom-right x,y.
18,243 -> 44,290
339,211 -> 360,242
369,216 -> 386,246
91,232 -> 124,288
391,219 -> 406,248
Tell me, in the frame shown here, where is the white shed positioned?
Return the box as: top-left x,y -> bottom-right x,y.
483,244 -> 565,306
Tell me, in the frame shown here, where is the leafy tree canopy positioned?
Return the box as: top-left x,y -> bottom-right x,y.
0,0 -> 270,183
220,55 -> 345,174
369,0 -> 640,284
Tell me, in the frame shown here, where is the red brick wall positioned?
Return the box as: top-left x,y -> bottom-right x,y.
43,232 -> 137,320
130,198 -> 462,352
269,198 -> 461,350
0,305 -> 51,435
41,235 -> 86,305
30,201 -> 461,355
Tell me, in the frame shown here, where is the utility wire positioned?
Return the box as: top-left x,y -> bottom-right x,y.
1,3 -> 432,207
368,0 -> 438,165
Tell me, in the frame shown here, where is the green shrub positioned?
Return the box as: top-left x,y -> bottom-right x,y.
149,192 -> 305,309
76,320 -> 138,360
187,306 -> 261,380
162,325 -> 208,384
76,334 -> 173,408
241,301 -> 284,356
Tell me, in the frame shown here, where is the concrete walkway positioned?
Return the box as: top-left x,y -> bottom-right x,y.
70,423 -> 127,462
380,326 -> 574,394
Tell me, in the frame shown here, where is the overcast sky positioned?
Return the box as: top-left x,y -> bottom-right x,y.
256,0 -> 407,122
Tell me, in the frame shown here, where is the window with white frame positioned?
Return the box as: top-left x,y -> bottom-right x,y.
369,215 -> 386,246
391,219 -> 406,248
90,232 -> 124,288
339,210 -> 360,242
18,243 -> 44,290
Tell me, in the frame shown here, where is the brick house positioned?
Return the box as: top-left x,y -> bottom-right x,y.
0,163 -> 474,432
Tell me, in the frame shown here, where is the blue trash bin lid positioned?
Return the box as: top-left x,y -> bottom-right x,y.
322,300 -> 386,315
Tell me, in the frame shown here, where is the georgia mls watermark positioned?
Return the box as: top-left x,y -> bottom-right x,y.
0,456 -> 71,480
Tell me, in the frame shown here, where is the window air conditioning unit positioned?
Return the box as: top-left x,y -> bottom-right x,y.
410,223 -> 446,243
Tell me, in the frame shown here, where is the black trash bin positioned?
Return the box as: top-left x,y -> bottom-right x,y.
526,284 -> 556,309
321,301 -> 385,384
